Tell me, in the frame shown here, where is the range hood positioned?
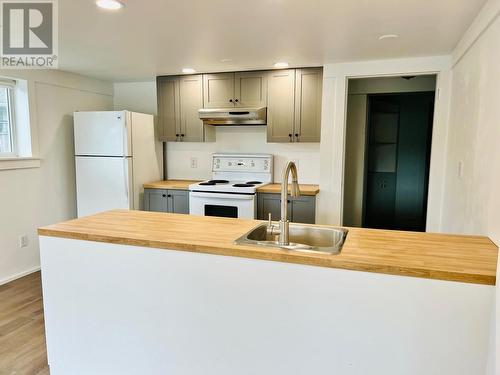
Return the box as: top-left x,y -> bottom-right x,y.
198,107 -> 267,126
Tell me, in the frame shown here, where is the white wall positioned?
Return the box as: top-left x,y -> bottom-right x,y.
113,81 -> 321,184
441,8 -> 500,244
0,70 -> 113,284
440,2 -> 500,373
343,94 -> 366,227
114,81 -> 157,115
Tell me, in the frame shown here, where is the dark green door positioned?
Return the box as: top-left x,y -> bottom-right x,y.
363,92 -> 434,231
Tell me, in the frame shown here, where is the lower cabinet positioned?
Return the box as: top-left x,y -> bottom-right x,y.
256,193 -> 316,224
144,189 -> 189,214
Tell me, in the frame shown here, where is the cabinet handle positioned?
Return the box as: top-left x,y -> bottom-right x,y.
175,134 -> 180,141
287,200 -> 291,203
234,99 -> 239,103
162,194 -> 166,198
295,133 -> 299,142
229,99 -> 233,103
288,134 -> 293,142
167,194 -> 172,198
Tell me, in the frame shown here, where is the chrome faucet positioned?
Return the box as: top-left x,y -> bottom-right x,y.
279,161 -> 301,245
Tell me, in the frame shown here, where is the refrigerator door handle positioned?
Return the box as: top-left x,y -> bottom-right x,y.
123,116 -> 129,157
123,157 -> 129,201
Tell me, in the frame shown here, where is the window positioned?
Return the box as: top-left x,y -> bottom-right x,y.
0,77 -> 39,170
0,81 -> 15,157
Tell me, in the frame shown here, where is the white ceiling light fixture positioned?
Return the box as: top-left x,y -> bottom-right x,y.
273,62 -> 289,68
182,68 -> 196,74
378,34 -> 399,40
96,0 -> 125,10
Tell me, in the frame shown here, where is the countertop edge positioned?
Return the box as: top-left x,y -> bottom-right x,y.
142,181 -> 320,195
37,228 -> 496,286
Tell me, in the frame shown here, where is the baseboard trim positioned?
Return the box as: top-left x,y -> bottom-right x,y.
0,266 -> 41,286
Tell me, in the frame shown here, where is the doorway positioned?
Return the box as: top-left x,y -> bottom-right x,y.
343,75 -> 436,232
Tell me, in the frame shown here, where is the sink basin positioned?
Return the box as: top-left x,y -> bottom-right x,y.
235,223 -> 348,254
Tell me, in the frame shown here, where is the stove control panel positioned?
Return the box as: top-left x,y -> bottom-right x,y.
212,154 -> 272,173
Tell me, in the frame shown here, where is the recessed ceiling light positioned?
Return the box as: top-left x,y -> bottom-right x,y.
182,68 -> 196,74
220,59 -> 232,63
379,34 -> 399,40
96,0 -> 124,10
273,62 -> 289,68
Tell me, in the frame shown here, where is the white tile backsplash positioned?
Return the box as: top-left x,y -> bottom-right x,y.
166,126 -> 320,183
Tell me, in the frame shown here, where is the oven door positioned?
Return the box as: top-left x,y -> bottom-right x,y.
189,191 -> 256,219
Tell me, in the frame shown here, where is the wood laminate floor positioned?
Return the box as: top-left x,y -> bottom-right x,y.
0,272 -> 49,374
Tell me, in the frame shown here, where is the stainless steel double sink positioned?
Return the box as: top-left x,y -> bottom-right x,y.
235,223 -> 348,255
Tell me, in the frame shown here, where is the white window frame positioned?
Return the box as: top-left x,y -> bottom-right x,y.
0,77 -> 40,170
0,85 -> 17,158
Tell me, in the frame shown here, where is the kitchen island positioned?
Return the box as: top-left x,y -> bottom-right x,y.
38,210 -> 497,375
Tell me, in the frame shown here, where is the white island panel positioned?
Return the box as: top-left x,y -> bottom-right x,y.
40,236 -> 493,375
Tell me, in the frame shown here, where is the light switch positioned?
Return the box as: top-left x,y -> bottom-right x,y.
458,161 -> 464,179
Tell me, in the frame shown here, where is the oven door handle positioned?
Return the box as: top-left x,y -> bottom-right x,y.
190,191 -> 255,200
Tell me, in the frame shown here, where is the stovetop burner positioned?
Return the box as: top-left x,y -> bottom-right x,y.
246,181 -> 262,185
233,183 -> 255,188
200,179 -> 229,186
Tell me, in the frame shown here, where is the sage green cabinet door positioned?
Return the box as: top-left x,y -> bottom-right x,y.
144,189 -> 169,212
157,77 -> 180,142
257,193 -> 316,224
267,69 -> 295,143
168,190 -> 189,214
179,75 -> 204,142
290,196 -> 316,224
234,71 -> 267,108
294,68 -> 322,142
257,193 -> 290,221
144,189 -> 189,214
203,73 -> 235,108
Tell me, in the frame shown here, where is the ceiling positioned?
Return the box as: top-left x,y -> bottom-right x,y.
58,0 -> 486,81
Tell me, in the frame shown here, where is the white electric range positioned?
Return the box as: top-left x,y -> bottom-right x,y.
189,154 -> 273,219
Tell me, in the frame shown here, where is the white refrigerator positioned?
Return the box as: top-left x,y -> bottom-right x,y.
74,111 -> 162,217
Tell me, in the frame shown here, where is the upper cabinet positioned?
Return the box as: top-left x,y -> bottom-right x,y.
294,68 -> 323,142
267,67 -> 322,143
157,67 -> 322,143
267,69 -> 296,143
157,75 -> 214,142
203,73 -> 235,108
204,72 -> 268,108
157,76 -> 180,142
234,71 -> 267,108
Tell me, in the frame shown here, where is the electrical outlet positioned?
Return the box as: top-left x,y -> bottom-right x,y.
19,235 -> 28,248
190,157 -> 198,169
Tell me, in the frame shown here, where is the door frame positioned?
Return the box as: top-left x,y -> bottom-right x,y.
318,56 -> 451,232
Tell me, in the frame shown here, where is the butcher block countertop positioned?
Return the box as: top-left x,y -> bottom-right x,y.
38,210 -> 497,285
143,180 -> 201,190
256,183 -> 319,196
143,180 -> 320,195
